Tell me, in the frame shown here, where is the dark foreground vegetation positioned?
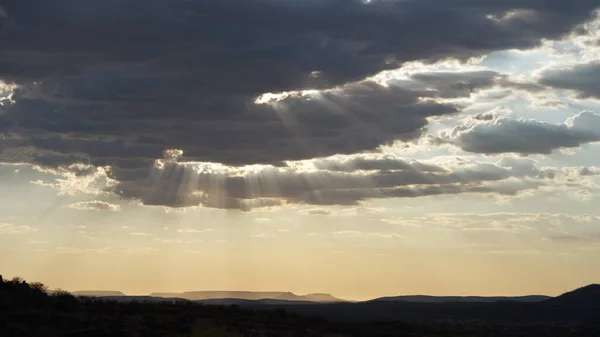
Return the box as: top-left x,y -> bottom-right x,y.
1,275 -> 600,337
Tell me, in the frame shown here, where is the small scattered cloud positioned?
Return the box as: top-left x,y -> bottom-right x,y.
54,247 -> 84,254
96,246 -> 161,255
129,232 -> 153,237
0,223 -> 37,235
302,209 -> 333,216
380,218 -> 422,227
177,228 -> 215,234
333,230 -> 402,239
67,200 -> 120,212
251,233 -> 277,238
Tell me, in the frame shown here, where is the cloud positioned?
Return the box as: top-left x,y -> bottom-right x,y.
129,232 -> 153,237
407,212 -> 600,235
1,0 -> 595,85
539,61 -> 600,98
437,111 -> 600,154
30,151 -> 596,210
301,206 -> 385,217
0,223 -> 36,234
380,218 -> 422,227
251,233 -> 276,238
549,234 -> 600,243
67,200 -> 120,212
0,1 -> 597,168
54,246 -> 84,254
177,228 -> 214,234
2,1 -> 598,210
302,209 -> 334,216
105,154 -> 554,209
578,166 -> 600,176
332,230 -> 402,239
55,246 -> 162,255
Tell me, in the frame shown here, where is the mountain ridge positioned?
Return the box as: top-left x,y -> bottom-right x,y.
371,295 -> 551,303
149,291 -> 344,302
71,284 -> 600,305
547,284 -> 600,305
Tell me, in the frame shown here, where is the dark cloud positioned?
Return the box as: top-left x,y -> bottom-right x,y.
0,0 -> 596,166
0,0 -> 596,85
441,111 -> 600,155
106,155 -> 546,209
1,79 -> 461,167
0,68 -> 546,169
539,61 -> 600,99
1,0 -> 598,208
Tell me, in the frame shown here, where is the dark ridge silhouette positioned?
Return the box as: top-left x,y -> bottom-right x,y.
94,296 -> 190,304
3,275 -> 600,336
371,295 -> 551,303
548,284 -> 600,305
194,298 -> 320,306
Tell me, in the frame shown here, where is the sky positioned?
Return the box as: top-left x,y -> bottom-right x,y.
1,0 -> 600,301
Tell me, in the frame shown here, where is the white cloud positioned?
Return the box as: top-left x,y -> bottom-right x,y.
251,233 -> 276,238
435,111 -> 600,155
332,230 -> 402,239
129,232 -> 153,237
67,200 -> 120,212
177,228 -> 215,233
0,223 -> 37,235
380,218 -> 422,227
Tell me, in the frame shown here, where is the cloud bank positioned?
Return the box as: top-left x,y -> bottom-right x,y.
1,0 -> 599,209
437,111 -> 600,155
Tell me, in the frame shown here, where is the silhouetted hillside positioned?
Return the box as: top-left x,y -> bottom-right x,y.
96,296 -> 190,304
371,295 -> 551,303
195,298 -> 320,306
3,275 -> 600,337
548,284 -> 600,305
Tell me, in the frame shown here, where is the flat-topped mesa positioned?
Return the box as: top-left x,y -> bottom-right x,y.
151,291 -> 297,301
72,291 -> 126,297
150,291 -> 343,302
302,293 -> 343,302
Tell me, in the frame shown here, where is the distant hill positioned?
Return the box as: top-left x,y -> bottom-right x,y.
150,291 -> 344,303
371,295 -> 551,303
303,293 -> 342,302
548,284 -> 600,305
72,291 -> 126,297
99,296 -> 189,304
195,298 -> 320,306
5,275 -> 600,332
